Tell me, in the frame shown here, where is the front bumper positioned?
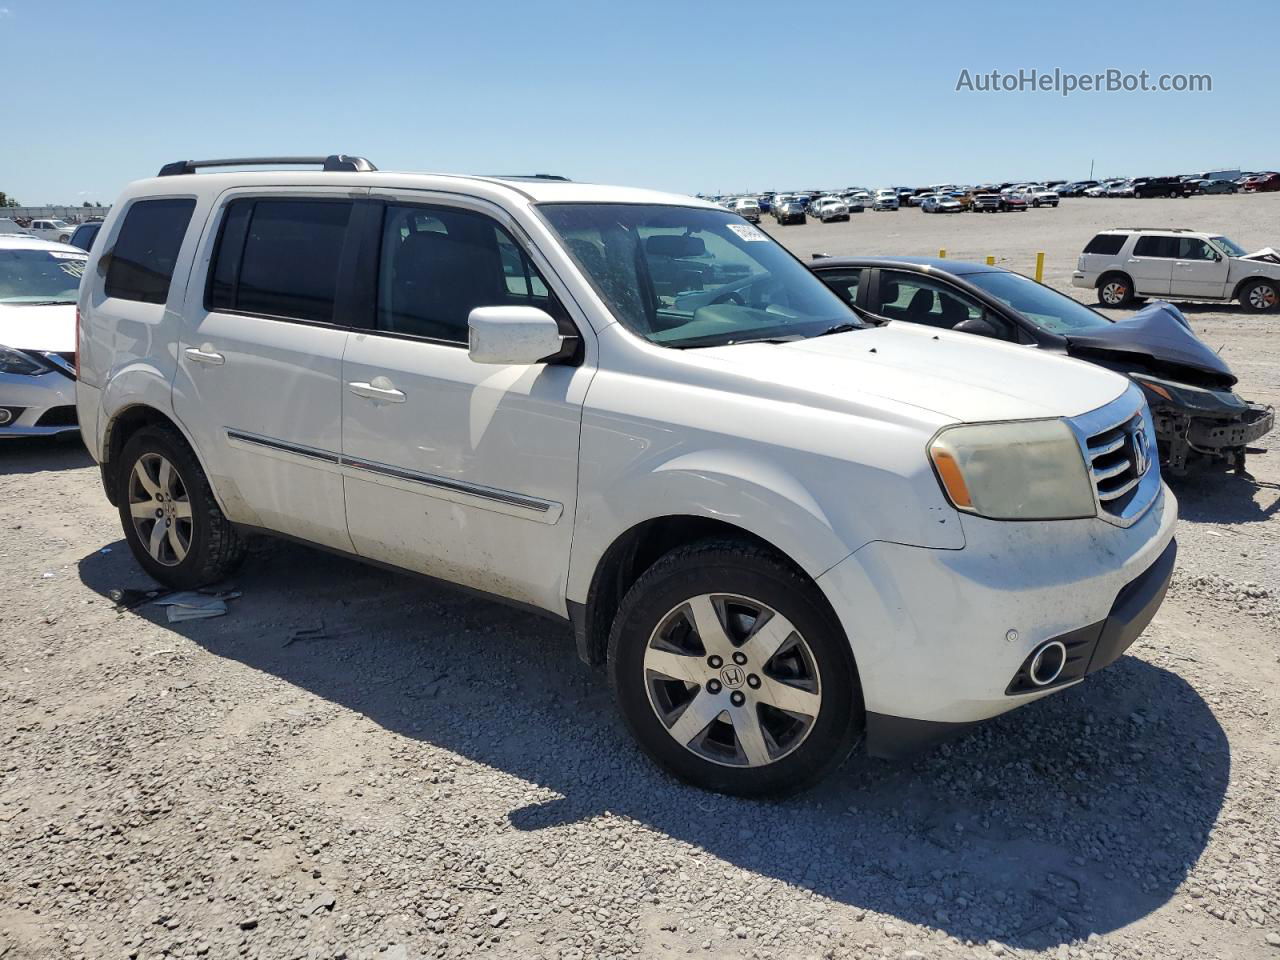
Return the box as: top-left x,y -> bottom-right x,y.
818,482 -> 1178,756
863,536 -> 1177,757
0,370 -> 79,438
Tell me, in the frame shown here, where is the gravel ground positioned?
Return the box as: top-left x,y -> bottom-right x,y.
1,193 -> 1277,960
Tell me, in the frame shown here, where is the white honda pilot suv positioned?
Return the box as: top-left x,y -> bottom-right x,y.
77,156 -> 1178,796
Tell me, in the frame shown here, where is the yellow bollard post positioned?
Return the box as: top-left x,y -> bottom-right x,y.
1035,251 -> 1045,283
986,255 -> 995,266
938,248 -> 946,259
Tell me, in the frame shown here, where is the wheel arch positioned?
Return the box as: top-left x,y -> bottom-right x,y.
1232,275 -> 1280,301
1096,269 -> 1133,289
570,515 -> 848,669
101,404 -> 219,511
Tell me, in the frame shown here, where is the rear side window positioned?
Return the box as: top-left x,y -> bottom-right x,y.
105,198 -> 196,303
208,198 -> 353,324
1133,235 -> 1178,258
1083,233 -> 1125,256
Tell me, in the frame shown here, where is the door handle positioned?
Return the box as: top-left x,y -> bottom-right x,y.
348,380 -> 406,404
185,345 -> 225,365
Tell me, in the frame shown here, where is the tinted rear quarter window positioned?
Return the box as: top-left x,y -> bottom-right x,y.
209,199 -> 352,323
1133,235 -> 1178,258
105,198 -> 196,303
1083,233 -> 1126,256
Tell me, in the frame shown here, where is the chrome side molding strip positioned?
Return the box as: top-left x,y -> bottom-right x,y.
224,428 -> 561,521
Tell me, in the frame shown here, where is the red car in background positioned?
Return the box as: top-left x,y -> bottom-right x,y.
1242,172 -> 1280,193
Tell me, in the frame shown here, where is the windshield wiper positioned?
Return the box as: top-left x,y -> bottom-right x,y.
814,322 -> 862,337
18,299 -> 77,306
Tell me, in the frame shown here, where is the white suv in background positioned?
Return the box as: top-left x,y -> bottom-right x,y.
26,219 -> 76,244
1074,228 -> 1280,311
78,156 -> 1177,796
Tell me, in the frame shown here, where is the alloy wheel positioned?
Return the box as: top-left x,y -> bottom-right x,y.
642,594 -> 822,768
1249,284 -> 1278,310
127,453 -> 193,567
1101,281 -> 1127,305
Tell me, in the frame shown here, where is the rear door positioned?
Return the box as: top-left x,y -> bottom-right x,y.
1127,235 -> 1176,295
1170,237 -> 1230,299
339,193 -> 591,614
172,190 -> 357,552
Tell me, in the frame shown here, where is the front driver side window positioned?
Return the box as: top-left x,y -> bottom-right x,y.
377,204 -> 566,344
815,268 -> 862,306
875,271 -> 1011,338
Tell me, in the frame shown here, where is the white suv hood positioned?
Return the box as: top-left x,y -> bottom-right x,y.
0,302 -> 77,353
701,322 -> 1129,424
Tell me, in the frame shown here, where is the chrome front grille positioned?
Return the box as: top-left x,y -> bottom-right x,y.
1068,387 -> 1161,528
1083,409 -> 1154,520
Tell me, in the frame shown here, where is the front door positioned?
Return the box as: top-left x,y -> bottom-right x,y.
173,192 -> 357,552
1169,237 -> 1231,299
340,195 -> 591,614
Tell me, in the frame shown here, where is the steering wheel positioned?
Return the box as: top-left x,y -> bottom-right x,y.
711,290 -> 746,306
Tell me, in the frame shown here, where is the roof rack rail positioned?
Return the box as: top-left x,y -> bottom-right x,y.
485,173 -> 571,181
1115,227 -> 1194,232
157,155 -> 377,177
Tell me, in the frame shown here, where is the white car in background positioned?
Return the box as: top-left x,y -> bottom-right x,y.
872,189 -> 900,210
811,196 -> 851,222
0,236 -> 85,437
26,219 -> 77,244
1073,227 -> 1280,311
1010,184 -> 1060,207
0,218 -> 32,236
726,197 -> 761,223
921,194 -> 963,213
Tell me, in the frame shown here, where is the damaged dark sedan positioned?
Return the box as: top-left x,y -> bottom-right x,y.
809,256 -> 1275,475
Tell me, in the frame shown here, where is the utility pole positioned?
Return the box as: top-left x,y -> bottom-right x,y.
1089,159 -> 1095,180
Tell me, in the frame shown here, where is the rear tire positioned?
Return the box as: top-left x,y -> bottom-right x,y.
608,540 -> 863,797
1097,273 -> 1136,307
117,426 -> 246,589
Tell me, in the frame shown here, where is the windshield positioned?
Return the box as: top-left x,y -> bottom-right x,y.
1211,236 -> 1248,257
963,270 -> 1112,333
0,248 -> 87,304
539,203 -> 859,348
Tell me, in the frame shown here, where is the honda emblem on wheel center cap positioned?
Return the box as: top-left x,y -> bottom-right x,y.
720,665 -> 746,689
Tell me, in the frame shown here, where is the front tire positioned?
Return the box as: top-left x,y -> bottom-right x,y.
1240,279 -> 1280,312
608,540 -> 863,797
117,426 -> 245,589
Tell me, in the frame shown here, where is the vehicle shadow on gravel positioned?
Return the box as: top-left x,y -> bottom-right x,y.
77,537 -> 1229,951
0,436 -> 91,475
1170,470 -> 1280,524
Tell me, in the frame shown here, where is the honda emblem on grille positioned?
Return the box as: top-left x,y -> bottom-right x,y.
1132,423 -> 1151,476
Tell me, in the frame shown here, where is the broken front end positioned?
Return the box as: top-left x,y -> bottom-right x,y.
1133,376 -> 1274,475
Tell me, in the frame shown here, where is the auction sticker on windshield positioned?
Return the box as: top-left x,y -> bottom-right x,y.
727,223 -> 769,242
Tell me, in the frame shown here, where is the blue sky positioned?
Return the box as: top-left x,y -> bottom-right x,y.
3,0 -> 1273,203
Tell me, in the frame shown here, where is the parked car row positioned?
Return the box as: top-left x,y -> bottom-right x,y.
1058,170 -> 1280,199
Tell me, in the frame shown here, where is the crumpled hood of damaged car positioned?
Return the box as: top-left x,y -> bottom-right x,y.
1063,301 -> 1236,387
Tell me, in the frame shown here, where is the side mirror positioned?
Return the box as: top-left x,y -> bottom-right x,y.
468,306 -> 575,365
953,316 -> 999,338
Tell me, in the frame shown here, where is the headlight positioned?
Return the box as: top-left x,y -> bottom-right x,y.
1131,375 -> 1245,414
0,346 -> 50,377
929,419 -> 1096,521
